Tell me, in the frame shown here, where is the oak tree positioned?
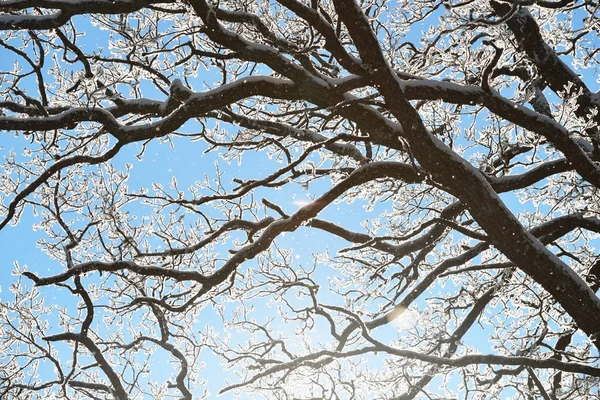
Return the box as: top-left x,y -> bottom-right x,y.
1,0 -> 600,398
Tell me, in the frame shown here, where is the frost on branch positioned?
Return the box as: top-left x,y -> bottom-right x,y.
1,0 -> 600,399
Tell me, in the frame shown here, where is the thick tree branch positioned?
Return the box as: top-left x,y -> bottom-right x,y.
333,0 -> 600,349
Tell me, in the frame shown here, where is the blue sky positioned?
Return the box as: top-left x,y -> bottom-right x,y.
0,110 -> 383,397
2,4 -> 600,399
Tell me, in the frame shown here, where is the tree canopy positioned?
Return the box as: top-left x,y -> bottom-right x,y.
1,0 -> 600,398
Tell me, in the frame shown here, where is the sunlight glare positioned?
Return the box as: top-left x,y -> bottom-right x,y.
386,305 -> 418,331
293,198 -> 312,207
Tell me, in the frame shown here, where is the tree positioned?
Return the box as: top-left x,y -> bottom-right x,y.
1,0 -> 600,398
